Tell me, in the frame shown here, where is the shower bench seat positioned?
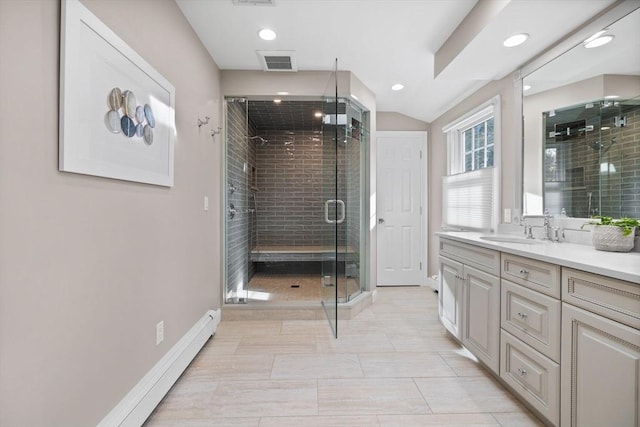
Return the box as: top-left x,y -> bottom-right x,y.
250,245 -> 356,262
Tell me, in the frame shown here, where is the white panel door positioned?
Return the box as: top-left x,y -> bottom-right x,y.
376,132 -> 425,286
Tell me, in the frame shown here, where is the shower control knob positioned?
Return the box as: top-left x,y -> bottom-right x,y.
378,218 -> 385,224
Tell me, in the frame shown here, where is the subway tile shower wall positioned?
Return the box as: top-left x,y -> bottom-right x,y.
547,104 -> 639,218
256,130 -> 332,246
226,101 -> 253,298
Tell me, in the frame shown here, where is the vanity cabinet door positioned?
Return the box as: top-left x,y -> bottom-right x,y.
561,302 -> 640,427
462,265 -> 500,374
439,256 -> 463,340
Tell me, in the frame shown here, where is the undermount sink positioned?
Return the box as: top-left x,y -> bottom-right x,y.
479,235 -> 545,244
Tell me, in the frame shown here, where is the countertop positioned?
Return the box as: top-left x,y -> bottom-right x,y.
437,231 -> 640,284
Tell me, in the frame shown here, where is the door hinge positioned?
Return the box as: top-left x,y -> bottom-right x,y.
420,150 -> 423,159
420,262 -> 422,270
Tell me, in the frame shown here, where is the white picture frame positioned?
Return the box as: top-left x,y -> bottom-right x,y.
59,0 -> 175,187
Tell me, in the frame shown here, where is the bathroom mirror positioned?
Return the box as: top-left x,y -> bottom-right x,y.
520,5 -> 640,218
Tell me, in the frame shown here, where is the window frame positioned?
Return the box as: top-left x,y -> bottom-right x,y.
442,95 -> 501,231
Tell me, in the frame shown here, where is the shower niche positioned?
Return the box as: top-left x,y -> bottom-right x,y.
224,97 -> 368,306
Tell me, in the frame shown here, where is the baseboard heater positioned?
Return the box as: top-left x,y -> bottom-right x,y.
97,309 -> 221,427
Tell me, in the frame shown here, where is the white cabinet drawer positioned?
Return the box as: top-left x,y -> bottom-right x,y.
501,330 -> 560,426
439,238 -> 500,276
501,280 -> 561,362
562,267 -> 640,330
502,253 -> 560,298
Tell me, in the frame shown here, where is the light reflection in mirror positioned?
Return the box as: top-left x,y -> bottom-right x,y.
521,7 -> 640,218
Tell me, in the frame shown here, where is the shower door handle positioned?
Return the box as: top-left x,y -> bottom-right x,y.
335,199 -> 345,224
324,199 -> 346,224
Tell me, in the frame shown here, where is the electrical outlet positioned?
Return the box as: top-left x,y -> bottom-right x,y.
156,321 -> 164,345
504,208 -> 512,223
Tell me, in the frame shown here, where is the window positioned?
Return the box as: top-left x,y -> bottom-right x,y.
442,96 -> 501,231
463,117 -> 494,171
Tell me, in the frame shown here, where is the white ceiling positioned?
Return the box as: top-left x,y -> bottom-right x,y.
524,7 -> 640,96
176,0 -> 619,123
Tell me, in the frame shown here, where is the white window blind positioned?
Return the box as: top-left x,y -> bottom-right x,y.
442,167 -> 496,231
442,95 -> 500,231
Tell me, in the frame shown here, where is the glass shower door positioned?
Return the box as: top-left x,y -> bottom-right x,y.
321,62 -> 339,337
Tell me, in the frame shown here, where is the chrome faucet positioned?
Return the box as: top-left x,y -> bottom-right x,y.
523,223 -> 534,239
543,209 -> 553,240
521,209 -> 563,242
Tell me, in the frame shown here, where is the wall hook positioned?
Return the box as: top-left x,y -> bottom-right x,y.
211,127 -> 221,137
197,116 -> 210,128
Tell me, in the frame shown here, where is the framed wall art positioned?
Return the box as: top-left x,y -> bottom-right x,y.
59,0 -> 175,187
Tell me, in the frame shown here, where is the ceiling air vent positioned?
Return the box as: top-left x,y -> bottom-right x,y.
232,0 -> 275,5
257,50 -> 298,72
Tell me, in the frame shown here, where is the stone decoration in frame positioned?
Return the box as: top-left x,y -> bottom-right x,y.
59,0 -> 175,187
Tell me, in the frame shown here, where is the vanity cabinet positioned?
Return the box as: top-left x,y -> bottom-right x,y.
560,269 -> 640,427
462,265 -> 500,373
438,234 -> 640,427
439,256 -> 463,340
439,239 -> 500,373
500,254 -> 560,425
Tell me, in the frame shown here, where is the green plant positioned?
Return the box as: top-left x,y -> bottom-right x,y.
582,216 -> 640,236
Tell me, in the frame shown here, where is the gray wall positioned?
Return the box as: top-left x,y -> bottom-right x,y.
0,1 -> 222,425
256,131 -> 326,246
428,75 -> 517,276
545,103 -> 640,218
377,111 -> 429,131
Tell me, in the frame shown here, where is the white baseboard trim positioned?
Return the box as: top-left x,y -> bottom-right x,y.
97,309 -> 221,427
425,276 -> 439,291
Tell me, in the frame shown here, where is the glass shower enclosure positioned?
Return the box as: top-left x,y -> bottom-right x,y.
223,64 -> 367,337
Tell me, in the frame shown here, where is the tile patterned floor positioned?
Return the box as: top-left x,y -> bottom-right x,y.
247,273 -> 360,302
144,286 -> 544,427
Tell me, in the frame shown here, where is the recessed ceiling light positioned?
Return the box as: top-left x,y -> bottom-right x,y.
277,91 -> 289,95
604,95 -> 619,99
503,33 -> 529,47
584,30 -> 607,44
391,83 -> 404,91
258,28 -> 276,41
351,94 -> 359,100
314,111 -> 323,117
584,35 -> 614,48
273,99 -> 281,104
523,85 -> 531,91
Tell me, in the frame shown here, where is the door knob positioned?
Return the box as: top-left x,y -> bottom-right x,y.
378,218 -> 385,224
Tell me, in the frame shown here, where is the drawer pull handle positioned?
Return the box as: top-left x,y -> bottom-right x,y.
517,312 -> 528,319
519,268 -> 529,277
517,368 -> 527,376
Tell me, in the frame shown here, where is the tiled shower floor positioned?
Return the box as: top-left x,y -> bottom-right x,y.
143,286 -> 544,427
246,273 -> 361,303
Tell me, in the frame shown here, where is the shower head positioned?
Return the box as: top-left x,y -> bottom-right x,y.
248,135 -> 268,146
589,137 -> 617,153
602,137 -> 617,154
589,140 -> 604,150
